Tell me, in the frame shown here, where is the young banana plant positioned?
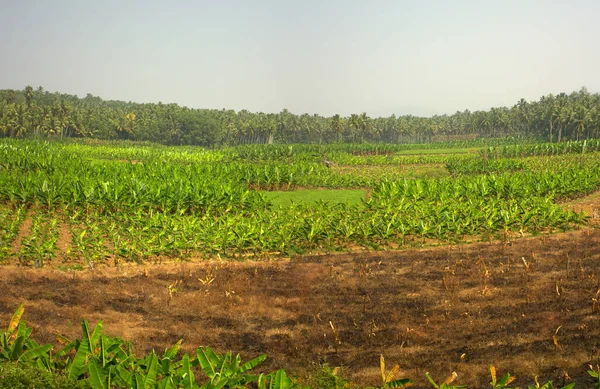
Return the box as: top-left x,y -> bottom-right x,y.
425,371 -> 466,389
0,304 -> 53,364
489,365 -> 516,389
379,354 -> 412,388
588,365 -> 600,389
527,376 -> 575,389
194,346 -> 266,389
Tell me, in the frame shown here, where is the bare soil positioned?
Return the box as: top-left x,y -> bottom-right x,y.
566,193 -> 600,226
11,209 -> 32,254
1,225 -> 600,388
55,219 -> 72,257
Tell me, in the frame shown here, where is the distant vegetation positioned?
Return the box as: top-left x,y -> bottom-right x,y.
0,86 -> 599,146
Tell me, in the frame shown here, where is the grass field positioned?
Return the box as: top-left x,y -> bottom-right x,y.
395,147 -> 479,155
262,189 -> 367,207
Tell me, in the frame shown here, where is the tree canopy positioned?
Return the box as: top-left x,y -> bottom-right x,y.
1,86 -> 599,146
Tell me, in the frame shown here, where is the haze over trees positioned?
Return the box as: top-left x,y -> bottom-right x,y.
0,86 -> 599,146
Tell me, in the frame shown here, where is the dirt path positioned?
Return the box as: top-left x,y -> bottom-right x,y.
54,218 -> 72,259
565,192 -> 600,226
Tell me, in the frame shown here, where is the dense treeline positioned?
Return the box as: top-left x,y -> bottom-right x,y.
0,86 -> 599,146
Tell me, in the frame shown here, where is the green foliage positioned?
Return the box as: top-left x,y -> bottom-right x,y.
527,379 -> 576,389
485,139 -> 600,158
0,305 -> 302,389
262,189 -> 366,207
446,157 -> 524,175
194,346 -> 265,388
0,304 -> 53,364
588,366 -> 600,389
307,364 -> 351,389
0,204 -> 26,262
0,362 -> 87,389
1,85 -> 600,145
1,140 -> 598,263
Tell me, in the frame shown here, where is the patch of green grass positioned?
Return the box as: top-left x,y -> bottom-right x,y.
0,362 -> 87,389
87,157 -> 122,165
262,189 -> 366,207
396,147 -> 480,155
334,164 -> 450,180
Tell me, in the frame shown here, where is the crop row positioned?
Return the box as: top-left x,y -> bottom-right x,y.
483,139 -> 600,158
0,204 -> 26,262
1,140 -> 599,264
1,190 -> 585,265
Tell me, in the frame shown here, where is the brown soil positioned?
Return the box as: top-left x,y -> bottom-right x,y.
1,227 -> 600,388
55,220 -> 72,257
566,193 -> 600,226
11,208 -> 32,254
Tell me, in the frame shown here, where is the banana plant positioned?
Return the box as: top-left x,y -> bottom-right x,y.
0,304 -> 53,364
588,366 -> 600,389
527,378 -> 575,389
379,355 -> 412,388
194,346 -> 266,389
65,319 -> 104,380
257,369 -> 300,389
489,366 -> 516,389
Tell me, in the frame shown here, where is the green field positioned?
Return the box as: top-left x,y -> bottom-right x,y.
262,189 -> 366,207
1,138 -> 600,388
395,147 -> 479,155
1,138 -> 599,263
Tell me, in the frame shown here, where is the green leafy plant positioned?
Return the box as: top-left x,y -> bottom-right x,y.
257,369 -> 300,389
307,364 -> 350,389
195,346 -> 266,389
588,365 -> 600,389
0,304 -> 53,364
527,377 -> 576,389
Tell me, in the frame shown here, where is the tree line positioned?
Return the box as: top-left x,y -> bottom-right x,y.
0,86 -> 599,146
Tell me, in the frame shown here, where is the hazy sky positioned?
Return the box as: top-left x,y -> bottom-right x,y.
1,0 -> 599,117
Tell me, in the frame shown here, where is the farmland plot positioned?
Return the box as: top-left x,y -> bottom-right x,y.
1,227 -> 600,387
1,139 -> 600,387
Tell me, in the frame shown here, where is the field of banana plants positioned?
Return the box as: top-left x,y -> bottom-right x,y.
1,138 -> 599,266
2,137 -> 600,387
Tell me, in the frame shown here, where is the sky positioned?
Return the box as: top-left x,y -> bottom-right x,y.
1,0 -> 599,117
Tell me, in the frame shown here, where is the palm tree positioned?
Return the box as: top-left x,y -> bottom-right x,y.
330,114 -> 344,142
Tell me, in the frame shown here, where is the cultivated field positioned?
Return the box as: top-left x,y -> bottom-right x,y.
1,138 -> 600,388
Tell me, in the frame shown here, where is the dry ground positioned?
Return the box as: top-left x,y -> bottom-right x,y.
1,193 -> 600,387
1,226 -> 600,388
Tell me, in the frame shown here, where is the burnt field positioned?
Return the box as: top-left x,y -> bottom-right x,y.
1,227 -> 600,388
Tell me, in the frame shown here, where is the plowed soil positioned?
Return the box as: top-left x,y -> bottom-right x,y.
1,203 -> 600,387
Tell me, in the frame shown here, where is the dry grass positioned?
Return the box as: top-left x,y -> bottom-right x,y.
1,227 -> 600,387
